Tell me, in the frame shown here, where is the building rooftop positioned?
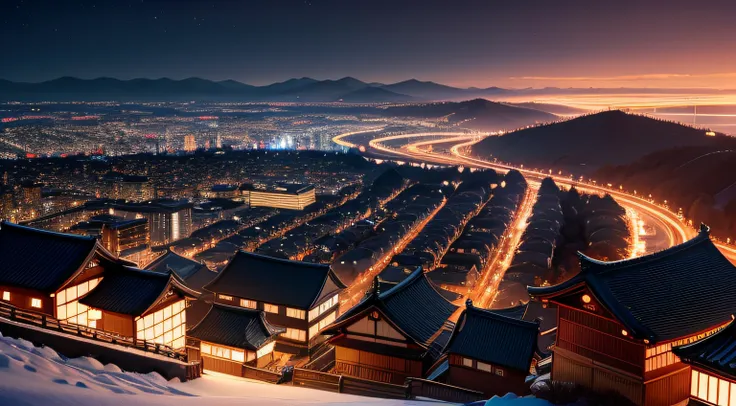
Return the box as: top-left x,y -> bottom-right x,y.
529,224 -> 736,343
0,221 -> 124,293
187,303 -> 285,350
674,321 -> 736,379
240,182 -> 315,195
444,300 -> 539,372
324,267 -> 457,348
203,250 -> 346,309
79,266 -> 199,316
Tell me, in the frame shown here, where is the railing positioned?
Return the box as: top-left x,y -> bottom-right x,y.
293,368 -> 343,392
405,378 -> 485,403
303,346 -> 335,372
342,375 -> 408,400
0,301 -> 191,363
243,364 -> 282,384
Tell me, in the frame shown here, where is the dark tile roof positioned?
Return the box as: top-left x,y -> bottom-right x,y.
445,300 -> 539,371
203,251 -> 346,309
187,303 -> 285,350
0,221 -> 99,292
146,250 -> 208,280
529,225 -> 736,343
674,321 -> 736,379
79,267 -> 199,316
324,267 -> 457,348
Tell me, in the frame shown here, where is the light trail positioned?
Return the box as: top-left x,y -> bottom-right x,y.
350,130 -> 736,278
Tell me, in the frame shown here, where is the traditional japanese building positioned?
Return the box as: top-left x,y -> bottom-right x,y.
203,251 -> 346,353
673,320 -> 736,406
186,303 -> 285,375
0,221 -> 133,324
440,300 -> 540,397
528,225 -> 736,406
78,266 -> 199,349
322,267 -> 458,385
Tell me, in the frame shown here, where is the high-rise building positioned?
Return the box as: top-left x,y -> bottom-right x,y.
240,183 -> 316,210
184,135 -> 197,153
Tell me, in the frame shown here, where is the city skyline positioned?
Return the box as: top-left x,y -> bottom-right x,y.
3,0 -> 736,89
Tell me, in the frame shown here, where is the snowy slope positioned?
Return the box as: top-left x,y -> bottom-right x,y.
0,331 -> 553,406
0,332 -> 445,405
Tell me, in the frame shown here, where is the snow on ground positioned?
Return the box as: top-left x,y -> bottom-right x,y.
0,332 -> 450,406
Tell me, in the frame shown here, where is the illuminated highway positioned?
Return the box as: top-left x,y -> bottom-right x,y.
331,129 -> 736,305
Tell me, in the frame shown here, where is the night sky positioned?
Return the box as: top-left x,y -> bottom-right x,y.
2,0 -> 736,88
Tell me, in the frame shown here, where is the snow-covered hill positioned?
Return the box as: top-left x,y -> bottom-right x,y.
0,331 -> 549,406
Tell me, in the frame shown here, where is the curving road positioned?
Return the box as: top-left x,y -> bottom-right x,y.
334,130 -> 736,266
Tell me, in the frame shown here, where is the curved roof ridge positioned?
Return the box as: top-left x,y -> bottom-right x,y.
378,266 -> 425,300
236,250 -> 331,270
577,225 -> 711,274
467,303 -> 539,330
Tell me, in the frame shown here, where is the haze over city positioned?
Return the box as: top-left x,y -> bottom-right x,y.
1,2 -> 736,406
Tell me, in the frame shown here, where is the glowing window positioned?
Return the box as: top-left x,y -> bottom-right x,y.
263,303 -> 279,314
477,362 -> 492,372
240,299 -> 256,309
31,298 -> 42,308
462,357 -> 473,368
1,291 -> 9,301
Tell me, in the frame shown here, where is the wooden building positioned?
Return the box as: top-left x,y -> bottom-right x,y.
0,221 -> 134,326
187,303 -> 284,375
528,224 -> 736,406
440,299 -> 540,397
322,267 -> 458,385
78,266 -> 199,349
203,250 -> 346,354
673,320 -> 736,406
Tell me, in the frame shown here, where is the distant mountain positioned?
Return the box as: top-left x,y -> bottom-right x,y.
4,76 -> 729,103
471,110 -> 723,171
339,86 -> 413,102
383,98 -> 556,131
507,102 -> 588,116
381,79 -> 469,100
279,77 -> 369,101
259,77 -> 318,93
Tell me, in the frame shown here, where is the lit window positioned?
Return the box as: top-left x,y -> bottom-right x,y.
240,299 -> 256,309
284,328 -> 306,342
462,357 -> 473,368
218,294 -> 233,301
31,298 -> 42,308
477,362 -> 492,372
264,303 -> 279,314
231,350 -> 245,363
495,368 -> 505,377
287,308 -> 305,319
201,343 -> 211,354
2,291 -> 9,301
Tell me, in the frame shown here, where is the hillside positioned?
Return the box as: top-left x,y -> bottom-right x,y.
383,98 -> 556,131
508,102 -> 588,116
594,140 -> 736,240
471,110 -> 722,170
338,86 -> 413,102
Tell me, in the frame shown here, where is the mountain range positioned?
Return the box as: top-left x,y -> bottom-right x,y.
3,76 -> 731,103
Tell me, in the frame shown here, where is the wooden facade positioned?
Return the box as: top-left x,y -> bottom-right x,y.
446,354 -> 529,398
322,269 -> 457,386
536,284 -> 728,406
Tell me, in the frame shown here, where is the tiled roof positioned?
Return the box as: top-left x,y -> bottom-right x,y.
203,251 -> 346,309
324,267 -> 457,347
445,300 -> 539,371
674,321 -> 736,379
0,221 -> 98,292
79,267 -> 199,316
529,225 -> 736,343
146,250 -> 207,280
187,303 -> 285,350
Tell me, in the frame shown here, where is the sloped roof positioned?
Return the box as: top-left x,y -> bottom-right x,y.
529,225 -> 736,343
146,250 -> 207,280
445,300 -> 539,371
187,303 -> 285,350
0,222 -> 103,292
203,251 -> 346,309
674,321 -> 736,379
324,267 -> 457,348
79,267 -> 199,316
